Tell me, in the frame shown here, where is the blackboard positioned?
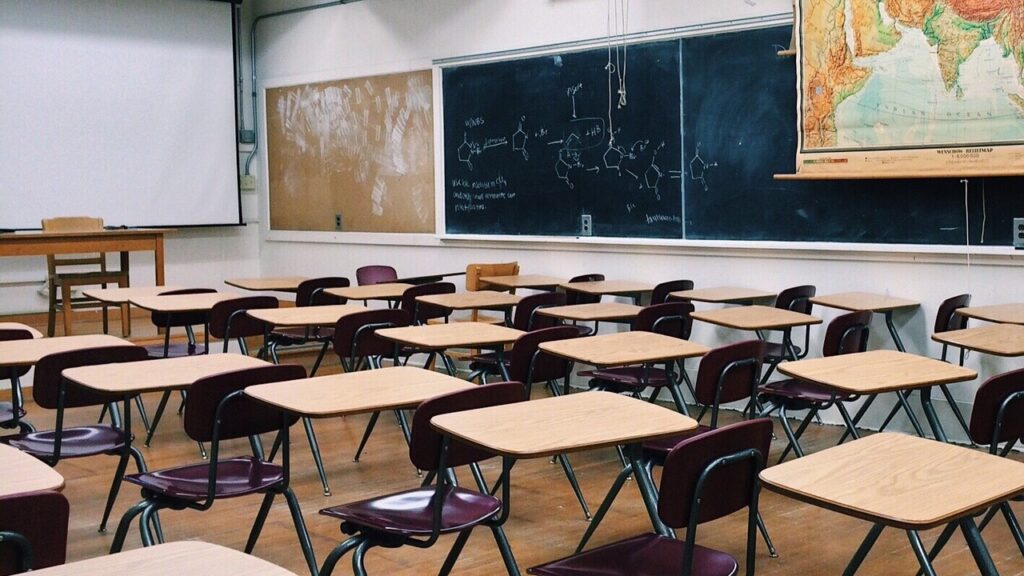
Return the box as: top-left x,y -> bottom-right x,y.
442,40 -> 683,238
443,26 -> 1024,245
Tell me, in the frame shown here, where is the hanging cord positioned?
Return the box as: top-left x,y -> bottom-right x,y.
962,179 -> 971,294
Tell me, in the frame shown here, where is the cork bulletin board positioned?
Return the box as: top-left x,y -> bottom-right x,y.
266,70 -> 435,233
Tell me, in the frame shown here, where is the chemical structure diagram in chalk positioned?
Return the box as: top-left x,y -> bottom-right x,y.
458,117 -> 549,169
686,142 -> 718,191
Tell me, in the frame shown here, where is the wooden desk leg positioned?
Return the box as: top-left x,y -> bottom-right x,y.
61,283 -> 74,336
118,254 -> 131,336
154,234 -> 165,286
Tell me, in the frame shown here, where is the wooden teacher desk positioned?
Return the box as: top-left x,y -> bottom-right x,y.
0,228 -> 170,285
760,433 -> 1024,575
431,391 -> 698,574
28,541 -> 298,576
0,443 -> 65,497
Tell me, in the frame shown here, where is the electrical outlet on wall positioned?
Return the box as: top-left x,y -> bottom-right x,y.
335,213 -> 343,231
1014,217 -> 1024,249
240,174 -> 256,191
580,214 -> 592,236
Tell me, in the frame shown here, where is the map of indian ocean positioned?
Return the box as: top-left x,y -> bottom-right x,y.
800,0 -> 1024,152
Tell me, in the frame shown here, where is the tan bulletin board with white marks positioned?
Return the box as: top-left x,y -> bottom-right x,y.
266,70 -> 435,233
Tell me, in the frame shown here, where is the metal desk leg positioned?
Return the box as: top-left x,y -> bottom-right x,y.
960,517 -> 999,576
895,390 -> 926,437
907,530 -> 938,576
884,311 -> 906,352
843,523 -> 885,576
919,386 -> 948,442
625,444 -> 672,537
497,348 -> 512,382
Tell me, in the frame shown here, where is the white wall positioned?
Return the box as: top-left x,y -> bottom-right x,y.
245,0 -> 1024,443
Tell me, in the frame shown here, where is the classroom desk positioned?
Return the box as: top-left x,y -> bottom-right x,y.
0,228 -> 170,285
536,302 -> 642,323
559,280 -> 653,305
956,303 -> 1024,325
0,334 -> 131,368
810,291 -> 920,352
325,282 -> 413,303
691,305 -> 821,367
247,304 -> 366,329
669,286 -> 776,304
28,541 -> 299,576
0,322 -> 43,339
759,433 -> 1024,575
417,291 -> 522,324
81,286 -> 185,336
377,322 -> 524,379
480,274 -> 565,291
0,443 -> 65,497
778,350 -> 976,443
64,353 -> 270,448
931,323 -> 1024,357
393,271 -> 466,285
431,391 -> 699,574
539,330 -> 709,369
244,366 -> 475,496
130,292 -> 241,356
224,276 -> 308,292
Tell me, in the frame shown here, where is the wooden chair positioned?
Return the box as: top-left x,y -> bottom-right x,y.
464,261 -> 519,324
41,217 -> 130,337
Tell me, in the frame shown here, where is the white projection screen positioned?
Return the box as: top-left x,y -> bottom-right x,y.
0,0 -> 241,229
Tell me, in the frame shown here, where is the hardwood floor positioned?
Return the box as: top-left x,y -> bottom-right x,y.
5,314 -> 1024,575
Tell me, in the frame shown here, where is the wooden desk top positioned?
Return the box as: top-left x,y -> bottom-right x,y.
224,277 -> 308,292
245,366 -> 475,418
536,302 -> 642,322
778,350 -> 977,394
82,285 -> 184,304
669,286 -> 775,303
0,443 -> 65,497
377,322 -> 524,350
932,323 -> 1024,357
326,283 -> 413,301
691,305 -> 822,331
480,274 -> 565,289
760,433 -> 1024,530
432,391 -> 698,458
247,304 -> 366,328
0,322 -> 43,339
559,280 -> 653,295
63,354 -> 270,395
417,291 -> 521,310
129,292 -> 241,313
0,334 -> 132,367
957,303 -> 1024,325
540,331 -> 709,367
28,541 -> 298,576
810,291 -> 919,313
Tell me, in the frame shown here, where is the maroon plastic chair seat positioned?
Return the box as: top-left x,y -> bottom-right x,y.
529,533 -> 737,576
4,426 -> 128,458
125,456 -> 285,501
582,366 -> 671,391
0,490 -> 70,575
320,486 -> 501,537
760,379 -> 854,404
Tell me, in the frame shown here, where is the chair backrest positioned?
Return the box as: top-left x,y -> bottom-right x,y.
409,381 -> 527,471
774,285 -> 816,314
0,328 -> 34,381
635,301 -> 694,340
0,491 -> 70,575
208,296 -> 278,340
296,277 -> 350,307
511,291 -> 566,331
333,308 -> 411,359
184,364 -> 305,443
658,418 -> 772,527
694,340 -> 765,427
32,345 -> 150,409
41,216 -> 106,271
822,311 -> 871,357
150,288 -> 218,328
400,282 -> 456,324
934,293 -> 971,333
356,265 -> 398,286
507,325 -> 580,385
565,273 -> 604,305
969,367 -> 1024,448
651,279 -> 695,305
465,262 -> 519,292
